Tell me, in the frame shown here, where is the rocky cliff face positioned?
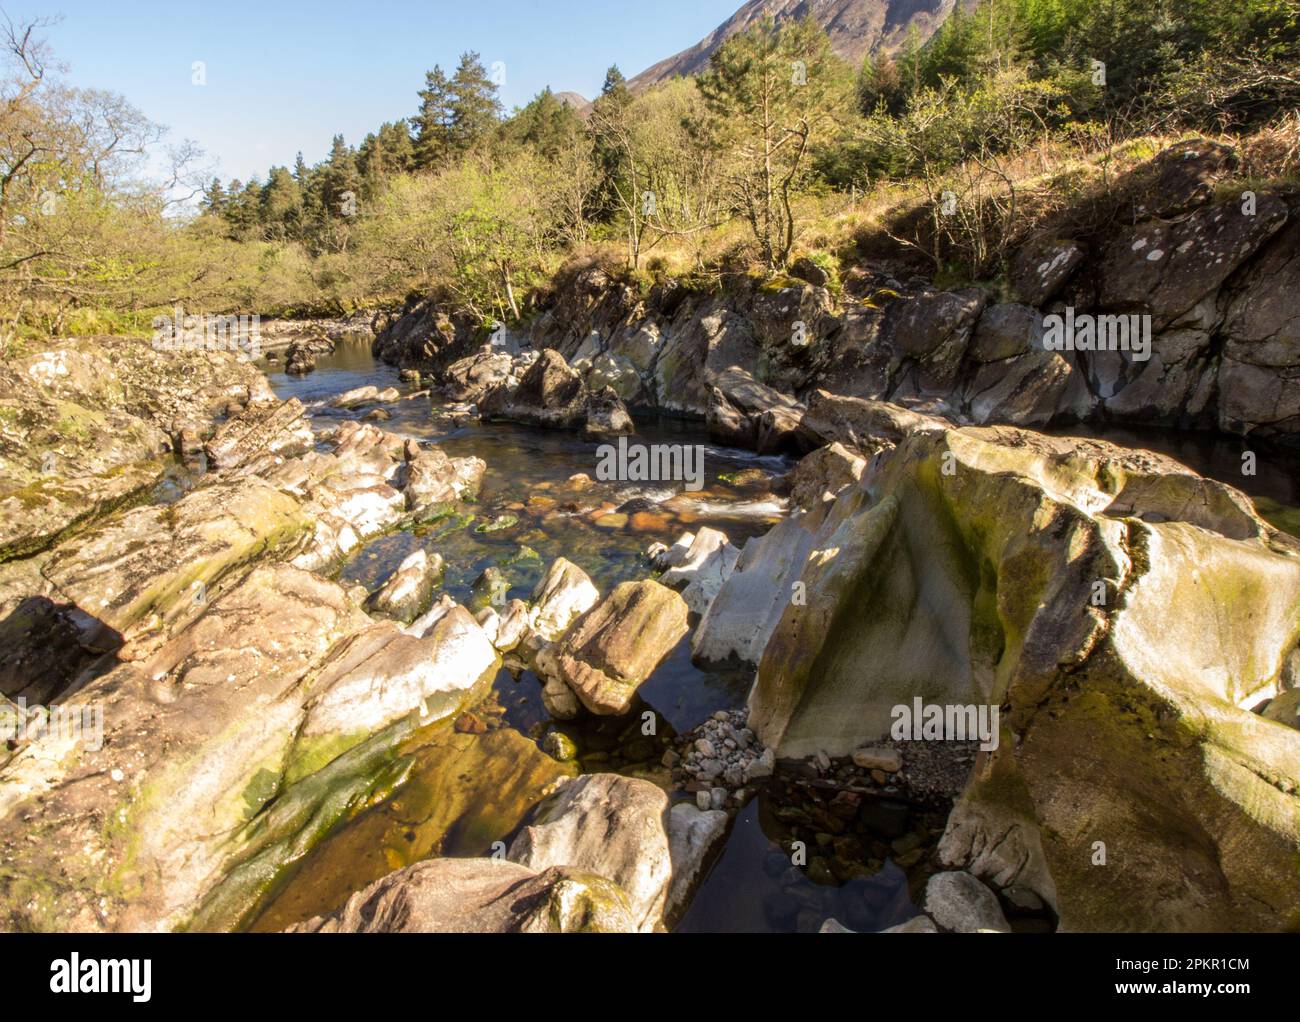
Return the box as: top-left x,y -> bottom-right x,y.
425,139 -> 1296,450
628,0 -> 961,89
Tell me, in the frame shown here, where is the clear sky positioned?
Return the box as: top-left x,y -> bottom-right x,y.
29,0 -> 740,183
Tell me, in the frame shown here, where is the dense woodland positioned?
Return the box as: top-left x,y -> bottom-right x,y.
1,0 -> 1297,342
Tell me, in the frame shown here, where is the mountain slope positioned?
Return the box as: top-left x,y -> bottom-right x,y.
628,0 -> 959,89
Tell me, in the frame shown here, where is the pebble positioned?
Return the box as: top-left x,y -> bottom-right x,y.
696,790 -> 712,811
852,747 -> 903,772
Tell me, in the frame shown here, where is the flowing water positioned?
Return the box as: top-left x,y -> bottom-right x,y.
249,336 -> 1299,932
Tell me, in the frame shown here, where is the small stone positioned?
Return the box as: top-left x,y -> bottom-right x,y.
696,790 -> 712,811
852,747 -> 902,772
661,748 -> 681,768
542,730 -> 578,761
828,790 -> 861,820
743,747 -> 775,782
710,787 -> 727,810
694,738 -> 717,758
454,712 -> 487,734
870,769 -> 887,785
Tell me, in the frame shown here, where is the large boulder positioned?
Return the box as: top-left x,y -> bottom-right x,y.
1218,215 -> 1300,440
441,347 -> 518,403
402,445 -> 485,511
782,442 -> 866,511
535,580 -> 689,717
0,558 -> 507,933
507,773 -> 728,932
744,407 -> 1300,931
525,557 -> 600,650
300,606 -> 499,745
922,871 -> 1011,933
0,564 -> 368,931
287,858 -> 635,933
658,527 -> 741,615
692,511 -> 820,667
483,349 -> 588,429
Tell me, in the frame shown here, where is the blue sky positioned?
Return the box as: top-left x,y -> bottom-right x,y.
31,0 -> 739,183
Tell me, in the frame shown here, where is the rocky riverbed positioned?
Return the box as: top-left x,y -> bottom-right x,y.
1,137 -> 1298,934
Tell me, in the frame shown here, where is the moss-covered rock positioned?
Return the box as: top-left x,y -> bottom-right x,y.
743,412 -> 1300,931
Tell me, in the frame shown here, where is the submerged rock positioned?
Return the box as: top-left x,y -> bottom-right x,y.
252,726 -> 577,930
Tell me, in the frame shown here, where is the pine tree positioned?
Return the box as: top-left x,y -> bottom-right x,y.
199,177 -> 227,215
413,66 -> 454,170
261,166 -> 302,240
358,121 -> 414,193
447,51 -> 502,157
318,134 -> 360,219
504,88 -> 581,159
699,15 -> 848,268
601,65 -> 631,105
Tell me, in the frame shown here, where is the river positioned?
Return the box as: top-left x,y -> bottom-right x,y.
245,334 -> 1296,933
